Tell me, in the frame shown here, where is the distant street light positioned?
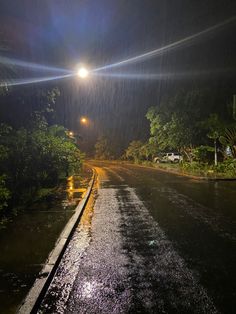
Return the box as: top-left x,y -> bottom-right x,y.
80,117 -> 88,124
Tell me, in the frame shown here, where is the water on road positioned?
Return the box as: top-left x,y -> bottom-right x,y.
0,168 -> 92,314
39,162 -> 236,314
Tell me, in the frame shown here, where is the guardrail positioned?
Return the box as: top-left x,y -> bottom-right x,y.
18,170 -> 96,314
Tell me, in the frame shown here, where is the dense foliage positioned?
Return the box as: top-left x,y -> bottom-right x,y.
95,135 -> 114,160
125,89 -> 236,176
145,89 -> 236,161
0,114 -> 84,214
124,141 -> 157,163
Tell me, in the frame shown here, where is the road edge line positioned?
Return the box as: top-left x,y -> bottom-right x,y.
17,169 -> 96,314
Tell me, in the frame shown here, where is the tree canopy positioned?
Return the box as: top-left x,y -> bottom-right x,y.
146,89 -> 236,162
0,115 -> 84,214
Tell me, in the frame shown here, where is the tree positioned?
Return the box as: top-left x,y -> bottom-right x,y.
146,89 -> 234,163
0,115 -> 84,211
219,128 -> 236,158
146,106 -> 194,161
140,142 -> 158,160
125,140 -> 144,162
95,136 -> 112,160
201,114 -> 225,166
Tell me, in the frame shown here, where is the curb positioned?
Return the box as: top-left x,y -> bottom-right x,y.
18,170 -> 96,314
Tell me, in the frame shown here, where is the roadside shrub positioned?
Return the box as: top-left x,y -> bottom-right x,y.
215,159 -> 236,177
180,159 -> 236,177
180,161 -> 213,175
192,146 -> 214,163
125,140 -> 145,163
0,175 -> 10,212
0,118 -> 84,211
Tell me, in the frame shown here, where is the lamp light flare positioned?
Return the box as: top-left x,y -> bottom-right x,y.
92,16 -> 236,72
1,16 -> 234,87
0,73 -> 73,87
81,117 -> 87,124
0,56 -> 73,74
78,67 -> 89,78
92,67 -> 234,80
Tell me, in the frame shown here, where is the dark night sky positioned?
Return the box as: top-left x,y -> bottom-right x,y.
0,0 -> 235,154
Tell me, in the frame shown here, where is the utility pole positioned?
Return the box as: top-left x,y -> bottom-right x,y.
214,138 -> 217,166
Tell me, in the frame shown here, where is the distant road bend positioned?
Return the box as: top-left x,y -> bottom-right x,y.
39,161 -> 236,314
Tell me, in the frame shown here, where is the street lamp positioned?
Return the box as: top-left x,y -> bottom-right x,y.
80,117 -> 87,124
77,67 -> 89,79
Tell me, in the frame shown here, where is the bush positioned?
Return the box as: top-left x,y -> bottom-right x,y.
0,118 -> 84,211
215,159 -> 236,177
180,159 -> 236,177
0,175 -> 10,212
192,145 -> 214,163
180,161 -> 213,175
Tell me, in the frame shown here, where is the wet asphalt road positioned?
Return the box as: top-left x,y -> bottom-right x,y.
39,161 -> 236,314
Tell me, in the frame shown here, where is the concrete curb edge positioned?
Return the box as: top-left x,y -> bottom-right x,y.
18,169 -> 96,314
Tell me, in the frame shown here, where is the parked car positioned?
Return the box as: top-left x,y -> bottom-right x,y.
154,152 -> 183,163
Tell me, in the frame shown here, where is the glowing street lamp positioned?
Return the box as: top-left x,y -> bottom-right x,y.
77,67 -> 89,79
81,117 -> 87,124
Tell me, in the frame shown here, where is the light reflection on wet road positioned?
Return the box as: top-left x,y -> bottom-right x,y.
39,161 -> 236,313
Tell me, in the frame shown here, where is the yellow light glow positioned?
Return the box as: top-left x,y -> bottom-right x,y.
69,131 -> 74,136
78,67 -> 89,78
81,117 -> 87,124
